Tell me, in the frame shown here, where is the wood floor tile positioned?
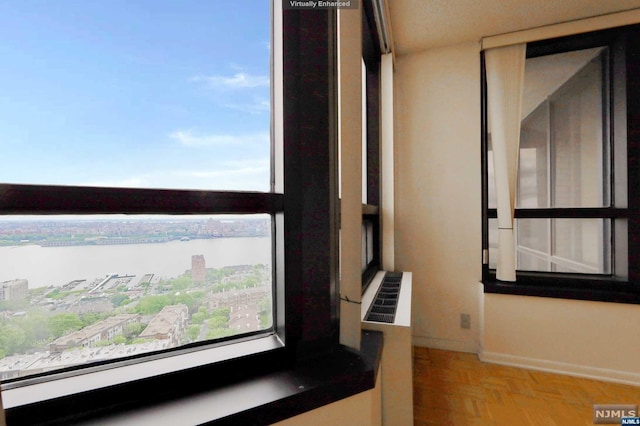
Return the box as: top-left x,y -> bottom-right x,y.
413,347 -> 640,425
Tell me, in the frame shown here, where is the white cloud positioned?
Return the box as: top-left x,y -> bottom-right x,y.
169,160 -> 270,191
81,176 -> 152,188
223,98 -> 270,114
191,72 -> 269,89
80,160 -> 270,192
169,130 -> 269,147
175,159 -> 269,178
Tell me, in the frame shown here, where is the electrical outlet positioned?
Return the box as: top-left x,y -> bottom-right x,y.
460,313 -> 471,329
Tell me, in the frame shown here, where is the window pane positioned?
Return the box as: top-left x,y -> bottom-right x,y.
516,219 -> 551,272
0,215 -> 272,380
552,218 -> 611,274
487,47 -> 613,275
551,54 -> 608,207
489,218 -> 611,274
361,220 -> 374,273
519,105 -> 549,208
487,140 -> 497,209
0,2 -> 271,191
362,58 -> 368,204
488,219 -> 498,270
521,47 -> 609,208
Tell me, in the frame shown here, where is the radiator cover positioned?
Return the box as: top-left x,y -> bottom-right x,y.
361,271 -> 413,426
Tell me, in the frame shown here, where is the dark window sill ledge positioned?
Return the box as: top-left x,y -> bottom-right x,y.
483,278 -> 640,305
35,330 -> 383,426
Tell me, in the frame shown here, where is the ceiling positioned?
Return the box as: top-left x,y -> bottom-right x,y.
387,0 -> 640,56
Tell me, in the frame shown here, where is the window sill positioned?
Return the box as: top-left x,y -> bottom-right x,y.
3,333 -> 283,408
483,274 -> 640,304
5,331 -> 383,425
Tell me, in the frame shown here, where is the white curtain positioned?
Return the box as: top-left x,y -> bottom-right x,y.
485,44 -> 526,281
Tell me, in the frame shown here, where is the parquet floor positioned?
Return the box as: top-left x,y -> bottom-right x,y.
413,347 -> 640,425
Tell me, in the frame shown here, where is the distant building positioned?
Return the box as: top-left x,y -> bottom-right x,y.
0,279 -> 28,301
0,340 -> 171,380
70,297 -> 113,314
138,304 -> 188,347
202,219 -> 223,237
49,314 -> 141,352
207,287 -> 269,309
191,255 -> 206,284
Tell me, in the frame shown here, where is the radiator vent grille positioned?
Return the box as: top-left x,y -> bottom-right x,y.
364,272 -> 403,323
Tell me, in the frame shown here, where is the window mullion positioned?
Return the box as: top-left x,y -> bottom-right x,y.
0,184 -> 284,215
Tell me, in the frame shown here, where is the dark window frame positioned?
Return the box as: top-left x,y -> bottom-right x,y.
481,24 -> 640,304
0,5 -> 367,425
361,0 -> 382,290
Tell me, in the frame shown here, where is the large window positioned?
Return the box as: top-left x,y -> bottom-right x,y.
482,25 -> 640,303
0,1 -> 274,381
1,2 -> 344,424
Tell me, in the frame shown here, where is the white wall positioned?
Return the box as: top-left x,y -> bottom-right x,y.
482,294 -> 640,384
394,39 -> 640,385
394,42 -> 482,353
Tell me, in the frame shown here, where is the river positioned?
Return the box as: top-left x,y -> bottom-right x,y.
0,237 -> 271,289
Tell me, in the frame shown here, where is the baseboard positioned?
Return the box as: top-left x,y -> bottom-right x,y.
412,336 -> 478,354
479,350 -> 640,387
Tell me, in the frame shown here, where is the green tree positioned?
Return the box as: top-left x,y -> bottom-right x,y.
208,316 -> 227,329
124,322 -> 144,338
0,298 -> 29,312
0,324 -> 26,356
174,292 -> 197,313
130,337 -> 152,345
191,311 -> 207,325
168,276 -> 193,292
45,288 -> 60,299
80,312 -> 107,328
206,328 -> 238,340
135,295 -> 172,315
111,294 -> 130,308
206,307 -> 231,331
17,309 -> 51,349
258,298 -> 272,329
212,307 -> 230,318
49,313 -> 82,338
187,325 -> 200,341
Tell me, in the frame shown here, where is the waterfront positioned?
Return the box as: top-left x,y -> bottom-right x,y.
0,237 -> 271,289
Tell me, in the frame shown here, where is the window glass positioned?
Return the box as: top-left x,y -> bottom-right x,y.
361,220 -> 374,273
488,218 -> 498,270
0,0 -> 273,381
521,47 -> 609,208
0,1 -> 270,191
0,215 -> 273,380
362,58 -> 368,204
518,104 -> 549,208
515,218 -> 610,273
488,47 -> 612,274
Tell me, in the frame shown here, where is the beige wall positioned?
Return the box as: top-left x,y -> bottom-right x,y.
482,294 -> 640,384
394,42 -> 482,353
394,38 -> 640,384
338,6 -> 363,351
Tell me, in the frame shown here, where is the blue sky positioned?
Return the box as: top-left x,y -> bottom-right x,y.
0,0 -> 271,191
